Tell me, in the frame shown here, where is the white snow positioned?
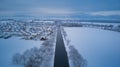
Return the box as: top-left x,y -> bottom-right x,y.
80,22 -> 120,26
64,27 -> 120,67
0,37 -> 43,67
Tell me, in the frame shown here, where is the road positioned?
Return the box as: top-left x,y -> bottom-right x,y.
54,27 -> 69,67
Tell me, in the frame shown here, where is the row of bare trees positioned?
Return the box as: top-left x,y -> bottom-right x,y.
82,23 -> 120,32
12,27 -> 57,67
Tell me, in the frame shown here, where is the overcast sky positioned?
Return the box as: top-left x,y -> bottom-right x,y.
0,0 -> 120,19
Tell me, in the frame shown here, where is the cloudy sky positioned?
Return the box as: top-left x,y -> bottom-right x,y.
0,0 -> 120,19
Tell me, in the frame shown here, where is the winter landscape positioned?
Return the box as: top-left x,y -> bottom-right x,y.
0,0 -> 120,67
0,19 -> 120,67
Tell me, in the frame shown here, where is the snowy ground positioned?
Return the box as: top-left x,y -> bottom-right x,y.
0,33 -> 57,67
0,37 -> 43,67
1,19 -> 120,67
64,27 -> 120,67
0,23 -> 57,67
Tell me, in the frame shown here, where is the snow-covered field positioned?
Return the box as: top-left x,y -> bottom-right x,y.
0,21 -> 57,67
0,33 -> 57,67
0,19 -> 120,67
0,37 -> 43,67
64,27 -> 120,67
